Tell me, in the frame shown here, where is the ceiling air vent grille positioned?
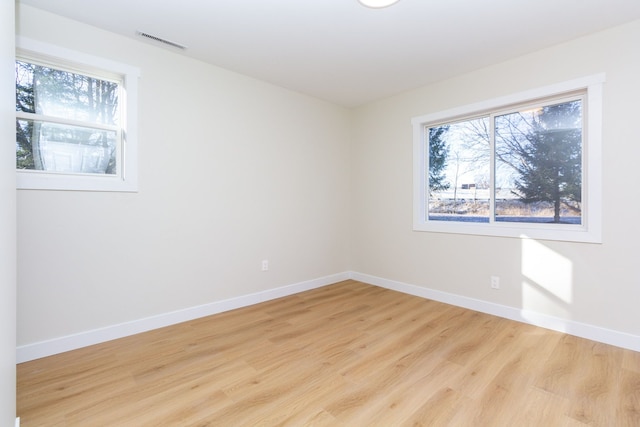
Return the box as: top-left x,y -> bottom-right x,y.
136,31 -> 187,50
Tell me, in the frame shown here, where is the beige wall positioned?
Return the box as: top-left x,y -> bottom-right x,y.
15,3 -> 640,352
350,20 -> 640,337
16,5 -> 351,346
1,0 -> 16,422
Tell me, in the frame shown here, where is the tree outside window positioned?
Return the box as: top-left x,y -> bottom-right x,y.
15,60 -> 120,175
426,97 -> 583,225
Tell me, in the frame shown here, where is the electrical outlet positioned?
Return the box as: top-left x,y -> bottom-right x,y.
262,260 -> 269,271
490,276 -> 500,289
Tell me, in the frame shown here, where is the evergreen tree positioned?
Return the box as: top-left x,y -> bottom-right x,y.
16,61 -> 36,169
428,125 -> 450,194
15,60 -> 119,173
514,101 -> 582,222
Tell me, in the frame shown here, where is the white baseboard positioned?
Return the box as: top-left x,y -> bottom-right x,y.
17,270 -> 639,363
16,272 -> 350,363
351,272 -> 640,353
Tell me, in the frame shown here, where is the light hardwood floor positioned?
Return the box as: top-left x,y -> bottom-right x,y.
17,280 -> 640,426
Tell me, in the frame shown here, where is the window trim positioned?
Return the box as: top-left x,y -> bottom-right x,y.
412,74 -> 604,243
15,37 -> 140,192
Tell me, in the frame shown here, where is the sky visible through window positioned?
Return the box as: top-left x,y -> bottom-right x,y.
427,99 -> 583,224
16,60 -> 120,175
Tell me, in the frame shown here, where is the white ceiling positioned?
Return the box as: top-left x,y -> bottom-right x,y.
18,0 -> 640,107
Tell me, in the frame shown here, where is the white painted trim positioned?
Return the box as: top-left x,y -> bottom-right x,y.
18,270 -> 638,362
16,272 -> 350,363
412,73 -> 605,243
350,272 -> 640,352
15,36 -> 139,192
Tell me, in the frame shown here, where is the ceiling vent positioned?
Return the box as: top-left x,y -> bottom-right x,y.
136,31 -> 187,50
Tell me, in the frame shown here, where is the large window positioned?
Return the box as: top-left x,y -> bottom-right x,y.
413,75 -> 604,243
15,38 -> 139,192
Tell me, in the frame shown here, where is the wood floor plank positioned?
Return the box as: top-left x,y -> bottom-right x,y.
17,280 -> 640,426
619,369 -> 640,425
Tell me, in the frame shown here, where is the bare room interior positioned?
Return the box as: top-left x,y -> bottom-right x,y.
2,0 -> 640,425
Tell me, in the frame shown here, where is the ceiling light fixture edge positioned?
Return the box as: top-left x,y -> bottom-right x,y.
358,0 -> 401,9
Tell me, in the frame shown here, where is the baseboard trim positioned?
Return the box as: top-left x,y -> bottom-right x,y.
351,272 -> 640,352
16,272 -> 350,363
17,270 -> 639,363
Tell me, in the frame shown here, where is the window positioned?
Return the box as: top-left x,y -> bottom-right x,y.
15,37 -> 139,192
413,75 -> 604,243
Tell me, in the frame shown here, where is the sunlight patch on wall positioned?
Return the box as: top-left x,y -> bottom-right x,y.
521,237 -> 573,318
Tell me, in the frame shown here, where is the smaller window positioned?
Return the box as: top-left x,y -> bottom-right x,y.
15,37 -> 139,192
413,75 -> 604,243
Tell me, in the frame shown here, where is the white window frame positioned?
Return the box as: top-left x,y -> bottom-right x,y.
412,74 -> 604,243
15,37 -> 139,192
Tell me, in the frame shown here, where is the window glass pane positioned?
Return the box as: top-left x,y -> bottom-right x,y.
494,100 -> 582,224
427,117 -> 491,222
17,119 -> 117,175
15,60 -> 119,126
